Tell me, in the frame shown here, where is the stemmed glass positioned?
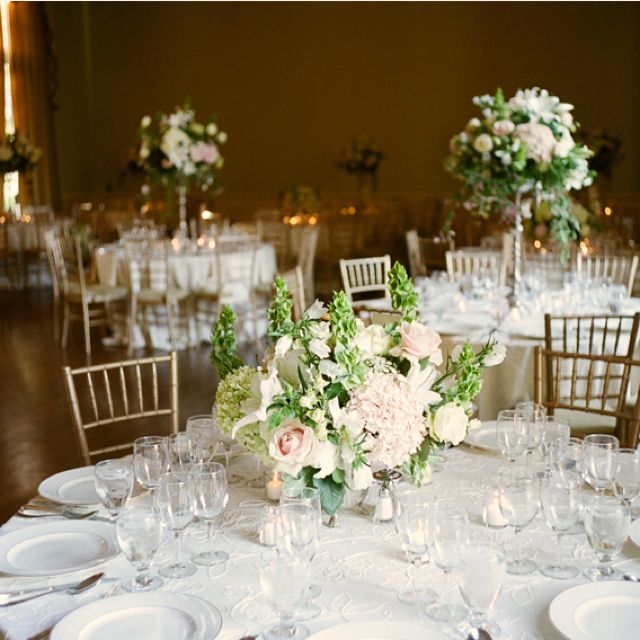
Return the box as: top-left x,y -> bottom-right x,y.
210,408 -> 238,482
583,434 -> 619,495
426,503 -> 467,624
116,505 -> 164,592
186,415 -> 217,459
498,468 -> 539,575
94,459 -> 134,520
541,418 -> 570,470
515,402 -> 546,468
156,472 -> 196,578
133,436 -> 169,503
496,409 -> 527,463
395,491 -> 437,606
584,495 -> 631,580
457,540 -> 506,638
260,549 -> 311,640
613,449 -> 640,505
540,473 -> 580,579
190,462 -> 229,566
168,432 -> 211,471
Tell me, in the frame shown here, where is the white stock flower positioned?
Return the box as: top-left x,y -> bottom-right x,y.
206,122 -> 218,136
319,359 -> 342,380
554,129 -> 575,158
277,349 -> 307,386
217,131 -> 228,144
308,439 -> 338,479
309,321 -> 330,341
275,335 -> 292,358
309,338 -> 331,359
431,402 -> 469,445
352,322 -> 391,357
484,343 -> 507,366
160,126 -> 191,169
473,133 -> 493,153
304,300 -> 327,320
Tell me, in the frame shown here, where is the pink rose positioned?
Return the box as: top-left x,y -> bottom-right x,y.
399,321 -> 443,365
190,141 -> 220,165
492,119 -> 515,137
269,419 -> 315,476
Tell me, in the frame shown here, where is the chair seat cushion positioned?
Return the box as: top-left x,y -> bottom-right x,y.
555,408 -> 617,436
68,282 -> 128,303
137,287 -> 188,303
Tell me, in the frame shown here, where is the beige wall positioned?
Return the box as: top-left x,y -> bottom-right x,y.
50,2 -> 640,206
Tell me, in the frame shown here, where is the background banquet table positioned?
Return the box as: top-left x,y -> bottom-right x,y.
1,445 -> 639,640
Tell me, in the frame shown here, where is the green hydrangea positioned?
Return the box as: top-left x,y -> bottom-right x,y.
215,365 -> 269,460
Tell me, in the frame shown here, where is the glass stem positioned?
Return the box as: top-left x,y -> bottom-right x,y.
443,568 -> 452,610
408,558 -> 419,597
513,526 -> 522,564
174,530 -> 181,564
556,531 -> 563,568
224,448 -> 231,475
207,519 -> 214,554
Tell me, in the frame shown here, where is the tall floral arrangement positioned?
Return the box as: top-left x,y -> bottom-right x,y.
211,263 -> 505,515
445,87 -> 595,248
337,136 -> 384,195
0,132 -> 41,174
136,99 -> 226,194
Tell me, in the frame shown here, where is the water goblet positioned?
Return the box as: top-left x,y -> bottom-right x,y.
94,459 -> 133,520
168,431 -> 212,471
541,418 -> 570,470
259,549 -> 311,640
457,540 -> 506,638
395,491 -> 437,606
515,401 -> 546,467
157,472 -> 196,579
116,505 -> 163,592
583,434 -> 619,494
540,473 -> 580,579
426,503 -> 467,623
498,468 -> 538,575
186,415 -> 217,459
190,461 -> 229,566
496,409 -> 527,463
133,435 -> 169,502
613,449 -> 640,505
210,407 -> 238,481
583,495 -> 631,580
554,437 -> 584,484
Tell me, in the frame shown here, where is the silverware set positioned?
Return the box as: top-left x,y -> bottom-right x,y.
17,498 -> 100,521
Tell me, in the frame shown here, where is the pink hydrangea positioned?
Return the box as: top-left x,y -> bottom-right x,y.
190,141 -> 220,165
345,371 -> 427,468
513,122 -> 556,163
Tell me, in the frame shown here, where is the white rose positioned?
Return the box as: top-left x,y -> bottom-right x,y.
484,343 -> 507,366
141,115 -> 151,128
473,133 -> 493,153
352,323 -> 390,357
309,338 -> 331,359
269,419 -> 316,476
206,122 -> 218,136
431,403 -> 469,446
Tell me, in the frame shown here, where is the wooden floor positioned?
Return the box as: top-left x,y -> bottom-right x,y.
0,286 -> 259,523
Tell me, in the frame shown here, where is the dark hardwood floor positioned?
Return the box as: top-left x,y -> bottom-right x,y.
0,286 -> 258,523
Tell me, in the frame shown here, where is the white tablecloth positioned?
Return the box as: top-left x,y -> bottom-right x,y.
2,446 -> 640,640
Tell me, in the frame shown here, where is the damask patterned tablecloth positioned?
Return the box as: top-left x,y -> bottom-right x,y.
1,447 -> 639,640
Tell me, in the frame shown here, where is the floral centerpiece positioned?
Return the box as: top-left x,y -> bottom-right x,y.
136,99 -> 227,230
211,263 -> 505,515
0,132 -> 41,174
445,87 -> 595,257
337,136 -> 384,198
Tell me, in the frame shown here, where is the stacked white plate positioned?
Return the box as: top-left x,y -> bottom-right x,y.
38,466 -> 100,506
463,420 -> 500,452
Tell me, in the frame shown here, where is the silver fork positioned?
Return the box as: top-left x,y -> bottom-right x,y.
17,509 -> 98,520
26,582 -> 121,640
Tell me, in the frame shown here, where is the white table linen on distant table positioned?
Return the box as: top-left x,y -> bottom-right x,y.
2,446 -> 640,640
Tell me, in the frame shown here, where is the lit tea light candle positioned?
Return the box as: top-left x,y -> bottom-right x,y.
484,488 -> 507,528
264,469 -> 283,502
259,506 -> 278,546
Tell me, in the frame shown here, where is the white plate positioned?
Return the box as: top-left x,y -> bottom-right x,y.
629,518 -> 640,548
38,466 -> 100,505
307,621 -> 451,640
51,592 -> 223,640
0,520 -> 118,576
463,420 -> 500,452
549,581 -> 640,640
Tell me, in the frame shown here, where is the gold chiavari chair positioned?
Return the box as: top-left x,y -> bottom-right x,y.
576,253 -> 639,296
62,352 -> 179,465
405,230 -> 427,278
340,255 -> 392,307
256,209 -> 290,271
534,346 -> 640,447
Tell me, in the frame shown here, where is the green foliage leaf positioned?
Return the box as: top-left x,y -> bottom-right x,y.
312,475 -> 346,515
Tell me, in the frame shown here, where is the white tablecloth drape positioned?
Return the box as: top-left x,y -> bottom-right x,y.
1,446 -> 639,640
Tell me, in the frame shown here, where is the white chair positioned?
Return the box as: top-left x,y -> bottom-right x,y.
445,250 -> 507,288
340,255 -> 392,307
405,230 -> 427,278
576,253 -> 639,296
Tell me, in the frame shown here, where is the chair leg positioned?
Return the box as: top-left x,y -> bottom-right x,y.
127,297 -> 137,356
61,301 -> 70,349
193,297 -> 200,348
166,300 -> 176,349
82,302 -> 92,357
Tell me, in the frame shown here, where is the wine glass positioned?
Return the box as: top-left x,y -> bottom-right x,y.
260,549 -> 311,640
426,503 -> 467,624
210,407 -> 238,481
395,491 -> 437,606
458,540 -> 506,638
554,437 -> 584,484
541,418 -> 570,470
498,467 -> 538,575
515,401 -> 546,468
496,409 -> 527,463
613,449 -> 640,505
168,431 -> 212,471
116,505 -> 163,592
94,459 -> 133,520
584,495 -> 631,580
133,436 -> 169,502
190,462 -> 229,566
186,415 -> 217,458
583,434 -> 619,494
540,473 -> 580,579
157,472 -> 196,579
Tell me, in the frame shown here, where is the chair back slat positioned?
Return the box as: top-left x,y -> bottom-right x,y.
103,369 -> 115,420
339,255 -> 392,304
576,253 -> 639,296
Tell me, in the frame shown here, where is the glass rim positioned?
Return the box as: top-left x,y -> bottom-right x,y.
134,435 -> 168,446
191,461 -> 226,475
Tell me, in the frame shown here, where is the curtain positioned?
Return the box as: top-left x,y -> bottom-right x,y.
9,2 -> 59,209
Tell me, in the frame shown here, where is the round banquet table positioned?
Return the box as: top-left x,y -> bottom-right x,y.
1,445 -> 640,640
